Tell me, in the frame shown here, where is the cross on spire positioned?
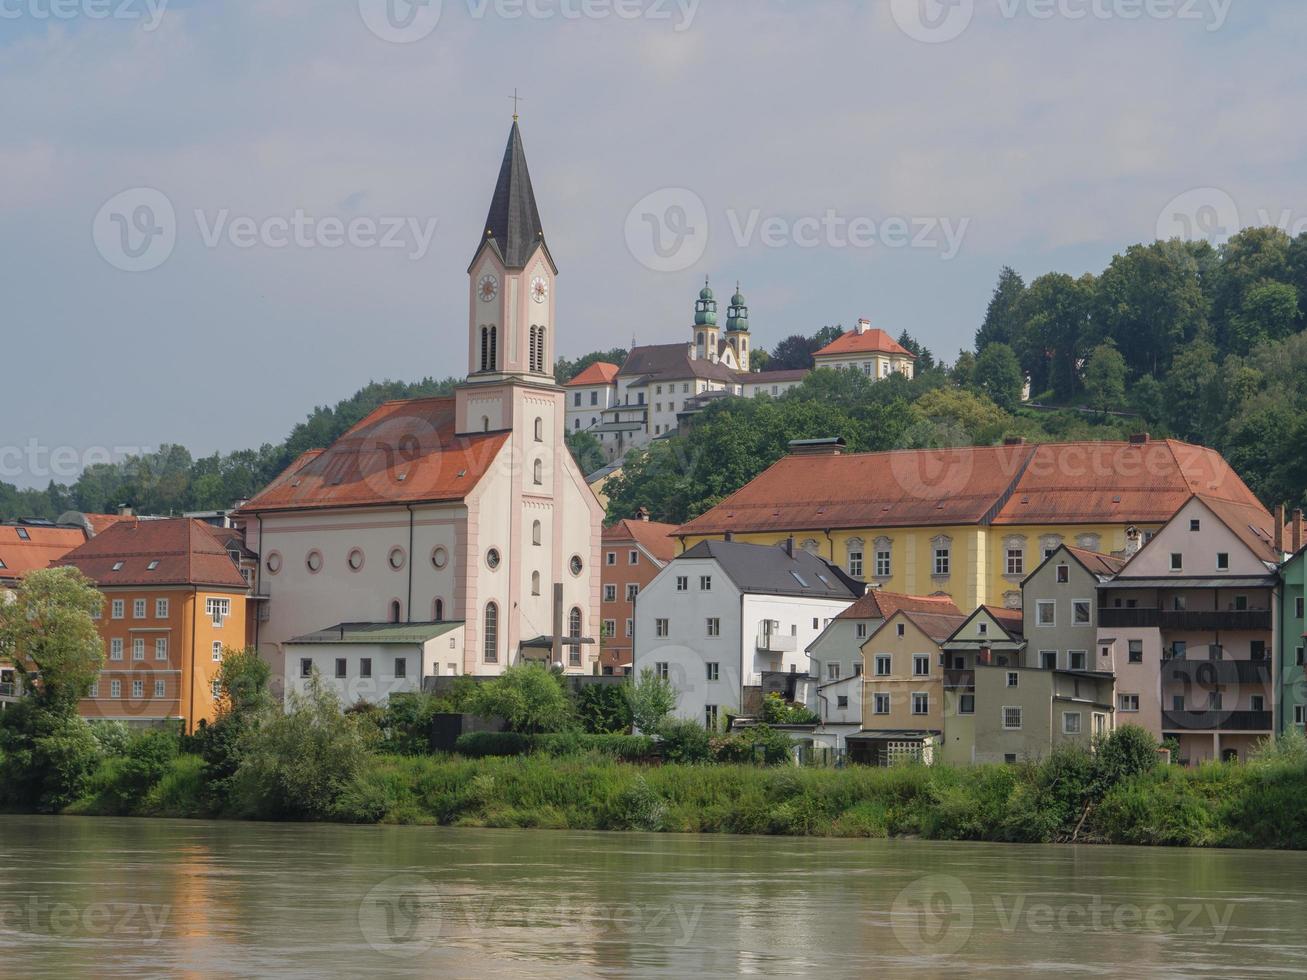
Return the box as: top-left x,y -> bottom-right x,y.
508,88 -> 525,121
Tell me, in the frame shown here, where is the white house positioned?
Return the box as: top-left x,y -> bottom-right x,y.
564,362 -> 620,434
633,538 -> 863,729
236,120 -> 604,700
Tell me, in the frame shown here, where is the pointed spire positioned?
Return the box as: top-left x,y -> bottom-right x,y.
475,120 -> 552,270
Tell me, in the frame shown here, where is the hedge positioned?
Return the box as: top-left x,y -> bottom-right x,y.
454,731 -> 655,761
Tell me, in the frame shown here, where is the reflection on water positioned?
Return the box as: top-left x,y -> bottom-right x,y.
0,815 -> 1305,978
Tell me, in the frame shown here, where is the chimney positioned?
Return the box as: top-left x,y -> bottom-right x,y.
1123,525 -> 1142,557
1276,504 -> 1287,552
784,536 -> 795,559
118,504 -> 134,517
1293,508 -> 1304,554
788,437 -> 846,456
636,506 -> 650,522
1003,436 -> 1026,446
1128,432 -> 1150,445
724,531 -> 734,542
856,318 -> 872,335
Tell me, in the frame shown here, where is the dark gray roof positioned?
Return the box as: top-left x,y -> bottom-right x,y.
472,121 -> 553,271
287,621 -> 463,645
678,539 -> 863,599
618,344 -> 740,385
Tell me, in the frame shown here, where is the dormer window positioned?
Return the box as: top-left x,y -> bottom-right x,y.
146,560 -> 160,571
16,528 -> 30,541
112,561 -> 125,572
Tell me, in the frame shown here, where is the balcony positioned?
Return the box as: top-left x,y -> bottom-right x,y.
1161,659 -> 1272,687
1098,608 -> 1271,631
756,630 -> 797,654
944,669 -> 975,690
1162,709 -> 1272,732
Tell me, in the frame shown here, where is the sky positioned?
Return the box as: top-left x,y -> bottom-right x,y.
3,0 -> 1306,490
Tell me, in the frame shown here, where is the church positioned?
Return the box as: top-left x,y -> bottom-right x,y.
236,120 -> 604,702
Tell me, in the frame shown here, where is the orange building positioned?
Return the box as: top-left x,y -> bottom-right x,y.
56,518 -> 249,732
600,511 -> 678,675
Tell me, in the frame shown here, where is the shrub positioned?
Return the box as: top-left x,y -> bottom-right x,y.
758,693 -> 819,726
1093,724 -> 1160,794
658,719 -> 713,764
467,664 -> 575,734
712,725 -> 795,765
378,693 -> 445,755
455,732 -> 534,757
575,684 -> 633,734
625,670 -> 677,733
0,702 -> 104,812
454,731 -> 656,761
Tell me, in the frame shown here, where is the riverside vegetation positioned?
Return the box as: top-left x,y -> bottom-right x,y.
3,568 -> 1307,848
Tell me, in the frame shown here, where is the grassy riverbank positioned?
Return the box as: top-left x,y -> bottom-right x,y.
63,738 -> 1307,849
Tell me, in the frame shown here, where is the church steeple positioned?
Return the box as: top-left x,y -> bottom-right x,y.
692,278 -> 720,362
725,282 -> 751,371
472,120 -> 555,273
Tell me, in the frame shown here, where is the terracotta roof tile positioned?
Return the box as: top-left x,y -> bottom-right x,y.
1061,546 -> 1127,577
836,589 -> 960,621
814,327 -> 914,359
1192,494 -> 1281,565
0,525 -> 87,581
603,518 -> 679,563
237,397 -> 509,514
54,518 -> 247,589
871,608 -> 968,644
979,604 -> 1024,637
565,362 -> 621,387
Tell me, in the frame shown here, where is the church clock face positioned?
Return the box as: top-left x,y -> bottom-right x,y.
478,274 -> 499,303
530,276 -> 549,304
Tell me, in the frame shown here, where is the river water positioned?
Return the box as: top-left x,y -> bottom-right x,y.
0,815 -> 1303,978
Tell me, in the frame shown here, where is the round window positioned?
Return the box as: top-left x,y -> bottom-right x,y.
306,550 -> 323,574
570,554 -> 584,576
432,546 -> 448,569
487,548 -> 501,570
347,548 -> 365,571
266,551 -> 283,575
389,547 -> 407,571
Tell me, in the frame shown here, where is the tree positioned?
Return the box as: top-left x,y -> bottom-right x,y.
624,669 -> 678,733
747,348 -> 772,372
767,334 -> 819,371
565,430 -> 605,477
216,648 -> 274,716
1082,340 -> 1127,415
554,348 -> 629,385
1016,272 -> 1094,401
897,330 -> 936,372
467,663 -> 575,734
0,567 -> 104,709
972,342 -> 1024,411
976,265 -> 1026,351
575,684 -> 633,734
950,349 -> 976,389
1228,281 -> 1300,353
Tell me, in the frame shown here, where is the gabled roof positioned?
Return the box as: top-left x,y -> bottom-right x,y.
1194,494 -> 1280,565
675,439 -> 1266,536
565,362 -> 620,387
676,539 -> 863,600
869,607 -> 968,645
814,327 -> 914,359
835,589 -> 960,621
942,604 -> 1025,647
603,517 -> 678,564
1062,546 -> 1127,578
979,604 -> 1024,638
618,344 -> 739,385
0,524 -> 87,582
743,369 -> 811,384
471,120 -> 553,272
54,518 -> 247,589
237,397 -> 509,514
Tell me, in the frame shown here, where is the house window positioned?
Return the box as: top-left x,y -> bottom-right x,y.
335,658 -> 347,679
959,694 -> 975,714
434,598 -> 444,621
206,597 -> 230,626
978,623 -> 988,636
700,576 -> 712,591
360,658 -> 372,679
827,663 -> 841,681
856,623 -> 868,639
1006,671 -> 1019,688
913,654 -> 930,677
394,657 -> 407,679
675,576 -> 688,592
110,638 -> 123,661
533,459 -> 543,485
1073,601 -> 1091,625
213,642 -> 223,662
1216,553 -> 1229,571
875,654 -> 891,677
626,584 -> 639,602
568,608 -> 583,666
531,571 -> 541,596
1297,646 -> 1305,666
629,550 -> 639,565
837,695 -> 849,710
1040,650 -> 1056,669
1172,595 -> 1187,611
129,599 -> 144,619
706,618 -> 720,637
1068,650 -> 1087,670
1036,601 -> 1055,627
1296,597 -> 1305,619
655,618 -> 669,638
1170,640 -> 1187,659
1118,694 -> 1140,712
655,662 -> 669,680
110,680 -> 122,698
1056,565 -> 1069,584
1251,694 -> 1265,712
1063,712 -> 1082,735
300,659 -> 313,679
602,620 -> 615,638
848,549 -> 863,578
155,638 -> 168,661
154,680 -> 166,698
1170,553 -> 1183,571
532,521 -> 542,546
1006,549 -> 1023,576
606,552 -> 616,566
132,638 -> 145,661
132,680 -> 144,699
1003,706 -> 1022,730
706,662 -> 719,681
484,602 -> 499,663
934,547 -> 950,577
875,548 -> 891,578
704,705 -> 719,730
604,585 -> 617,602
625,619 -> 633,637
1251,640 -> 1267,661
874,693 -> 890,714
912,693 -> 929,715
534,417 -> 543,442
1128,640 -> 1143,663
155,599 -> 169,618
1234,595 -> 1248,611
1296,705 -> 1306,726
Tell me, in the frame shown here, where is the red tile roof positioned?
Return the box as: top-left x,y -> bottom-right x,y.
979,604 -> 1024,637
814,327 -> 914,359
676,440 -> 1266,536
0,525 -> 87,581
837,589 -> 960,621
237,397 -> 510,514
565,362 -> 620,387
603,517 -> 679,564
873,608 -> 968,644
1191,494 -> 1280,565
54,518 -> 247,589
1062,546 -> 1127,578
745,369 -> 811,384
84,514 -> 137,536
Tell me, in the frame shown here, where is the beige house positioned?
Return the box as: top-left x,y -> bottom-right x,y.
970,665 -> 1114,764
811,319 -> 916,379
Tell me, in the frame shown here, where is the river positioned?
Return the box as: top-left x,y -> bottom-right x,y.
0,815 -> 1303,977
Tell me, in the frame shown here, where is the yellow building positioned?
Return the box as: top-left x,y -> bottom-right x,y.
674,436 -> 1267,611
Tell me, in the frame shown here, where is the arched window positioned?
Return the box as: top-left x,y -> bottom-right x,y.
532,520 -> 542,546
534,417 -> 543,442
390,600 -> 402,624
529,326 -> 538,372
482,416 -> 490,432
479,326 -> 488,372
697,331 -> 704,347
433,598 -> 444,621
488,326 -> 497,370
484,602 -> 499,664
537,327 -> 547,371
567,607 -> 582,667
533,459 -> 543,485
531,571 -> 541,596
